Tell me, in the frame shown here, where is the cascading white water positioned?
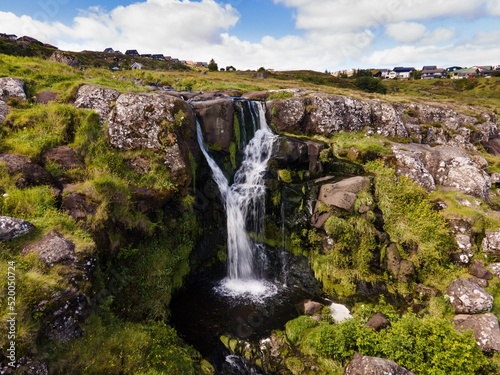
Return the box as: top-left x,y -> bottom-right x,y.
197,101 -> 277,297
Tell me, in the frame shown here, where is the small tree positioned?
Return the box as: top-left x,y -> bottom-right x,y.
208,58 -> 218,72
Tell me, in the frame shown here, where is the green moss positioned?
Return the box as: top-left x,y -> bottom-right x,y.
278,169 -> 293,183
285,315 -> 319,345
229,142 -> 237,169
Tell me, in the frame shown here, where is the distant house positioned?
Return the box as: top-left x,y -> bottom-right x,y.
226,65 -> 236,71
421,66 -> 446,79
18,36 -> 42,44
152,54 -> 165,60
130,62 -> 143,70
449,68 -> 478,79
446,66 -> 462,72
125,49 -> 139,56
0,33 -> 18,40
388,67 -> 415,79
103,47 -> 114,53
372,69 -> 389,79
196,61 -> 208,68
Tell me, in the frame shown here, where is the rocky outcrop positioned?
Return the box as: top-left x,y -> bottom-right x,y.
446,278 -> 493,314
22,231 -> 77,267
392,143 -> 490,199
107,92 -> 197,188
74,84 -> 120,124
49,50 -> 81,69
344,353 -> 414,375
0,216 -> 35,241
0,154 -> 53,188
0,99 -> 8,123
0,77 -> 26,100
61,191 -> 98,221
41,146 -> 84,170
193,99 -> 235,152
385,243 -> 415,283
267,93 -> 498,150
482,230 -> 500,257
448,218 -> 474,265
35,289 -> 89,342
454,313 -> 500,353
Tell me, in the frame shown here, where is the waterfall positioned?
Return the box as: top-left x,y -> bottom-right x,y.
197,101 -> 277,296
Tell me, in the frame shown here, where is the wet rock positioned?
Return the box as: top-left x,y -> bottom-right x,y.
35,289 -> 89,343
482,230 -> 500,257
0,216 -> 35,241
49,50 -> 81,68
193,99 -> 235,152
469,261 -> 493,280
0,154 -> 53,188
454,313 -> 500,353
74,84 -> 120,124
22,231 -> 77,267
191,90 -> 242,101
446,278 -> 493,314
345,353 -> 414,375
241,91 -> 271,100
0,99 -> 8,123
0,77 -> 26,100
365,312 -> 390,331
384,243 -> 414,282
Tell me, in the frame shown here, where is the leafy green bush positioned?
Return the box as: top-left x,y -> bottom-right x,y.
285,315 -> 319,344
354,76 -> 387,94
366,161 -> 455,280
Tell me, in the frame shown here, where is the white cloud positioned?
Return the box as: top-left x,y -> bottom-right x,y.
0,0 -> 499,71
385,22 -> 427,43
385,22 -> 455,44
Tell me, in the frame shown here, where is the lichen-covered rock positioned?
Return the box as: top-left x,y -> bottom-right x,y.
35,289 -> 89,343
447,218 -> 474,265
0,99 -> 8,123
482,230 -> 500,257
446,278 -> 493,314
370,101 -> 408,138
193,99 -> 235,152
345,353 -> 414,375
74,84 -> 120,124
0,216 -> 35,241
0,154 -> 53,188
16,357 -> 49,375
392,144 -> 436,191
0,77 -> 26,100
22,231 -> 77,266
107,92 -> 196,189
392,143 -> 490,199
454,313 -> 500,353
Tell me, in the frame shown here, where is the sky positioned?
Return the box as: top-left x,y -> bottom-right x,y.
1,0 -> 500,72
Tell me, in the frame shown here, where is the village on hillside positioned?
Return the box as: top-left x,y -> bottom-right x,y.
1,32 -> 500,78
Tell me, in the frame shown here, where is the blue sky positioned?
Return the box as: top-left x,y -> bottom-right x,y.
1,0 -> 500,71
